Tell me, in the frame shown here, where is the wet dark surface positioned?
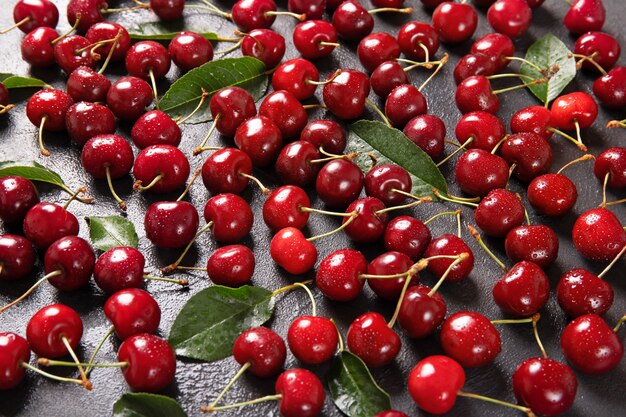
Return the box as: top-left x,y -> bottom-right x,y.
1,0 -> 626,416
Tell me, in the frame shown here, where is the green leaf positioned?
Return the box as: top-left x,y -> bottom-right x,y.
159,57 -> 268,124
85,215 -> 139,251
113,393 -> 187,417
345,120 -> 447,198
519,34 -> 576,104
168,285 -> 275,362
328,351 -> 392,417
0,73 -> 47,89
128,21 -> 218,41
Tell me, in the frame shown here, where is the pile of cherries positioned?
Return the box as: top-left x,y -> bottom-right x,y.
2,0 -> 626,416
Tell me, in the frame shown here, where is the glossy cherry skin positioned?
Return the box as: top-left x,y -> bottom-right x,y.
316,159 -> 364,208
241,29 -> 285,68
593,66 -> 626,108
26,89 -> 74,132
234,116 -> 283,168
385,84 -> 427,127
455,75 -> 499,114
0,86 -> 8,106
206,245 -> 255,287
131,110 -> 181,149
44,236 -> 95,291
66,67 -> 111,103
94,247 -> 145,293
474,188 -> 525,238
133,145 -> 190,193
510,105 -> 553,140
0,332 -> 30,390
168,31 -> 213,72
66,102 -> 116,146
408,355 -> 465,415
384,216 -> 432,260
263,185 -> 310,231
398,285 -> 446,338
563,0 -> 605,34
106,76 -> 153,121
0,234 -> 36,281
513,358 -> 577,416
144,201 -> 199,249
0,176 -> 39,224
397,21 -> 439,61
300,120 -> 347,154
556,268 -> 614,317
272,58 -> 319,101
26,304 -> 83,358
210,87 -> 256,137
231,0 -> 278,32
104,288 -> 161,340
527,173 -> 578,216
455,111 -> 505,151
455,149 -> 509,197
364,163 -> 412,206
343,197 -> 388,243
316,249 -> 366,302
23,202 -> 79,249
20,27 -> 58,67
493,261 -> 550,317
66,0 -> 107,33
13,0 -> 59,33
331,0 -> 374,42
85,22 -> 131,62
53,35 -> 96,74
270,227 -> 318,275
322,69 -> 370,120
373,411 -> 409,417
367,251 -> 416,300
117,334 -> 176,392
126,41 -> 171,80
204,194 -> 254,243
357,32 -> 401,73
403,114 -> 446,160
550,92 -> 598,130
371,61 -> 409,98
259,90 -> 307,140
574,31 -> 620,71
289,0 -> 326,20
572,208 -> 626,262
275,141 -> 321,187
202,148 -> 253,195
501,132 -> 553,182
287,316 -> 338,364
453,53 -> 496,84
275,368 -> 325,417
594,147 -> 626,188
293,20 -> 338,60
233,326 -> 286,377
487,0 -> 532,38
432,2 -> 478,44
347,312 -> 401,367
82,134 -> 134,180
440,311 -> 501,368
471,32 -> 515,72
424,234 -> 474,282
505,225 -> 559,269
151,0 -> 185,21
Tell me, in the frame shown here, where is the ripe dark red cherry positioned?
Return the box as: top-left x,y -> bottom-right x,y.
453,53 -> 496,84
233,327 -> 286,377
493,261 -> 550,317
231,0 -> 280,33
385,84 -> 427,127
455,75 -> 499,114
370,61 -> 409,98
131,110 -> 181,149
455,149 -> 509,197
424,234 -> 474,282
13,0 -> 59,33
263,185 -> 311,231
593,66 -> 626,109
26,89 -> 74,133
594,147 -> 626,188
259,90 -> 307,139
270,227 -> 318,275
331,0 -> 374,42
572,208 -> 626,262
275,368 -> 325,417
347,312 -> 401,367
241,29 -> 286,68
117,334 -> 176,392
384,216 -> 432,260
168,31 -> 213,72
210,87 -> 257,137
563,0 -> 606,34
367,251 -> 415,300
275,141 -> 321,187
293,20 -> 338,60
550,92 -> 598,130
287,316 -> 338,364
23,202 -> 79,249
201,148 -> 253,195
106,76 -> 153,121
53,35 -> 96,75
323,69 -> 370,120
487,0 -> 532,39
357,32 -> 401,73
316,249 -> 366,301
94,247 -> 145,293
26,304 -> 83,358
65,102 -> 116,146
557,268 -> 614,317
271,58 -> 319,101
504,225 -> 559,269
133,145 -> 190,193
440,311 -> 501,368
0,234 -> 36,281
288,0 -> 325,19
398,285 -> 446,338
144,201 -> 199,249
397,21 -> 439,61
204,194 -> 254,243
0,332 -> 30,390
0,176 -> 39,224
151,0 -> 185,21
300,120 -> 347,154
455,111 -> 505,151
408,355 -> 465,415
20,27 -> 58,67
474,189 -> 525,238
315,158 -> 364,208
234,116 -> 283,167
500,132 -> 553,182
470,32 -> 515,72
206,245 -> 255,287
432,2 -> 478,44
510,105 -> 553,140
67,0 -> 107,33
343,197 -> 388,243
81,133 -> 133,179
104,288 -> 161,340
66,67 -> 112,103
527,173 -> 578,216
364,163 -> 412,206
85,22 -> 131,62
126,41 -> 171,80
403,114 -> 446,160
44,236 -> 95,291
574,31 -> 620,71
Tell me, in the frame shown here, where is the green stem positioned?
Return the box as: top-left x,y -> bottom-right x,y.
427,254 -> 467,297
457,391 -> 535,416
85,326 -> 114,375
424,210 -> 461,226
365,98 -> 391,127
22,362 -> 84,385
206,362 -> 251,410
293,282 -> 317,316
201,394 -> 282,413
161,222 -> 214,274
0,270 -> 63,314
271,280 -> 314,297
467,225 -> 507,271
307,212 -> 357,242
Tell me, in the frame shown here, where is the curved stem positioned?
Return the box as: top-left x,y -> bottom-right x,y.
427,254 -> 468,297
38,115 -> 50,156
271,279 -> 314,297
148,69 -> 159,110
51,16 -> 81,45
85,326 -> 114,375
307,212 -> 357,242
365,98 -> 391,127
419,53 -> 448,92
491,314 -> 538,325
456,210 -> 462,238
390,189 -> 432,204
178,89 -> 209,125
613,315 -> 626,332
105,166 -> 126,211
360,272 -> 409,280
598,244 -> 626,279
0,16 -> 29,34
486,73 -> 536,81
607,119 -> 626,129
240,173 -> 270,195
436,136 -> 473,167
300,206 -> 355,217
134,173 -> 164,191
557,154 -> 594,174
63,186 -> 87,209
504,56 -> 543,73
490,134 -> 510,154
201,394 -> 282,413
332,319 -> 344,352
319,41 -> 340,48
467,225 -> 507,271
265,11 -> 305,20
38,358 -> 127,368
492,78 -> 545,95
161,222 -> 214,274
548,127 -> 588,152
214,38 -> 243,55
144,274 -> 189,286
177,168 -> 202,201
0,104 -> 14,115
306,69 -> 342,86
457,391 -> 535,416
22,362 -> 84,385
198,0 -> 232,18
424,210 -> 461,226
571,52 -> 607,75
102,4 -> 149,13
61,336 -> 92,390
193,115 -> 220,156
368,7 -> 413,14
532,314 -> 548,359
601,172 -> 610,207
97,31 -> 121,75
375,199 -> 424,215
293,282 -> 317,316
432,188 -> 478,208
0,270 -> 62,314
205,362 -> 251,411
58,183 -> 94,204
387,271 -> 415,328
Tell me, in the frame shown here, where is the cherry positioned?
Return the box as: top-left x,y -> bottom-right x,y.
85,22 -> 131,62
300,120 -> 346,154
370,61 -> 409,98
65,102 -> 116,147
594,147 -> 626,188
455,149 -> 509,197
275,141 -> 321,187
593,66 -> 626,109
271,58 -> 320,101
204,193 -> 254,243
493,261 -> 550,317
259,90 -> 308,140
316,248 -> 366,301
487,0 -> 532,39
93,247 -> 144,293
510,105 -> 553,140
275,368 -> 325,417
234,116 -> 283,167
144,201 -> 199,249
384,215 -> 432,260
364,163 -> 412,206
527,174 -> 578,216
126,41 -> 171,81
424,234 -> 474,282
385,84 -> 427,127
231,0 -> 299,33
315,158 -> 364,208
293,20 -> 338,60
572,207 -> 626,262
26,304 -> 82,358
66,66 -> 112,103
12,0 -> 59,33
561,314 -> 623,374
168,31 -> 213,72
201,148 -> 253,195
455,111 -> 505,151
550,92 -> 598,131
373,412 -> 408,417
563,0 -> 605,34
0,83 -> 8,109
20,27 -> 58,67
23,202 -> 79,249
331,0 -> 375,42
574,31 -> 620,72
133,145 -> 190,193
288,0 -> 326,20
420,0 -> 447,7
408,355 -> 465,414
151,0 -> 185,21
26,89 -> 74,156
470,32 -> 514,73
357,32 -> 400,73
104,288 -> 161,340
66,0 -> 108,33
117,333 -> 176,392
0,234 -> 36,281
208,87 -> 256,137
106,76 -> 153,121
288,315 -> 337,365
131,110 -> 181,149
263,185 -> 311,231
432,2 -> 478,44
440,311 -> 501,368
474,189 -> 525,238
505,225 -> 559,269
0,176 -> 39,224
0,332 -> 30,390
453,53 -> 496,84
398,285 -> 446,338
343,197 -> 388,243
322,69 -> 370,120
270,227 -> 318,275
397,21 -> 439,62
347,312 -> 401,367
557,267 -> 614,317
206,245 -> 255,287
367,251 -> 416,300
455,75 -> 499,114
513,358 -> 577,416
373,0 -> 406,6
43,236 -> 95,292
53,35 -> 97,75
233,326 -> 286,377
500,132 -> 553,182
403,114 -> 446,160
241,29 -> 286,68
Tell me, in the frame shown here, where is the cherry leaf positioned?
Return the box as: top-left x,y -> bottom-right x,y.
328,351 -> 392,417
519,33 -> 577,105
0,73 -> 47,89
85,215 -> 139,251
346,120 -> 447,198
113,393 -> 187,417
168,285 -> 275,362
128,21 -> 219,41
0,160 -> 83,198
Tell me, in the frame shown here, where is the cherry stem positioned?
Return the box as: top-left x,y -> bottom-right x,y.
177,168 -> 203,201
214,38 -> 243,55
319,41 -> 340,48
604,196 -> 626,207
427,253 -> 469,297
457,391 -> 535,416
508,163 -> 518,181
0,104 -> 14,115
456,210 -> 462,238
309,154 -> 355,164
97,30 -> 121,75
161,221 -> 214,274
518,194 -> 531,225
557,154 -> 594,174
21,362 -> 84,385
198,0 -> 232,19
293,282 -> 317,316
419,43 -> 430,64
74,38 -> 116,55
419,53 -> 448,92
436,136 -> 473,167
170,266 -> 206,271
306,69 -> 342,86
271,279 -> 314,297
307,212 -> 358,242
61,336 -> 92,390
0,270 -> 62,314
63,186 -> 88,209
59,183 -> 94,204
178,89 -> 209,125
492,78 -> 545,95
374,199 -> 425,215
201,394 -> 282,413
532,313 -> 548,359
486,73 -> 536,81
468,225 -> 507,271
302,104 -> 326,110
432,188 -> 479,208
194,114 -> 220,155
105,166 -> 126,211
300,206 -> 355,217
390,189 -> 433,204
424,209 -> 462,226
598,244 -> 626,279
570,52 -> 607,75
0,16 -> 30,34
134,173 -> 164,191
85,326 -> 114,375
332,318 -> 345,352
240,172 -> 270,195
143,274 -> 189,286
369,7 -> 413,14
148,69 -> 159,110
360,271 -> 410,280
265,11 -> 306,21
235,30 -> 263,50
601,173 -> 610,207
387,267 -> 417,328
491,313 -> 540,325
51,15 -> 82,45
38,358 -> 127,368
204,361 -> 252,412
607,119 -> 626,129
548,127 -> 588,152
613,315 -> 626,332
102,4 -> 149,13
38,115 -> 50,156
574,120 -> 584,147
365,98 -> 392,127
504,56 -> 543,73
490,135 -> 510,155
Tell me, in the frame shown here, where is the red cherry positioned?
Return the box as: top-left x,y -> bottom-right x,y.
550,92 -> 598,130
572,207 -> 626,262
287,316 -> 338,364
384,215 -> 432,260
474,188 -> 525,238
275,141 -> 321,187
66,67 -> 111,103
315,159 -> 364,208
455,75 -> 499,114
272,58 -> 320,101
300,120 -> 347,154
556,268 -> 614,317
206,245 -> 255,287
293,20 -> 338,60
563,0 -> 605,34
94,246 -> 145,293
233,327 -> 286,377
432,2 -> 478,44
403,114 -> 446,160
408,355 -> 465,414
133,145 -> 190,193
231,0 -> 279,33
20,27 -> 59,68
0,332 -> 30,390
500,132 -> 553,182
209,87 -> 257,137
259,90 -> 308,140
125,41 -> 171,80
85,22 -> 131,62
367,251 -> 416,300
117,334 -> 176,392
241,29 -> 285,68
347,311 -> 401,367
455,149 -> 509,197
593,147 -> 626,188
316,249 -> 366,301
471,32 -> 514,72
504,225 -> 559,269
144,201 -> 199,249
0,176 -> 39,224
288,0 -> 326,20
26,89 -> 74,133
151,0 -> 185,21
373,411 -> 409,417
23,202 -> 79,249
510,105 -> 553,140
492,261 -> 549,317
364,163 -> 412,206
26,304 -> 83,358
424,234 -> 474,282
455,111 -> 505,151
81,134 -> 134,182
270,227 -> 318,275
331,0 -> 374,42
343,197 -> 388,243
487,0 -> 532,39
398,285 -> 446,338
357,32 -> 401,73
322,69 -> 370,120
0,234 -> 36,281
574,31 -> 620,72
371,61 -> 409,98
13,0 -> 59,33
131,110 -> 181,149
397,21 -> 439,61
44,236 -> 95,292
275,368 -> 325,417
66,0 -> 107,33
204,193 -> 254,243
106,76 -> 153,121
440,311 -> 501,368
201,148 -> 253,195
53,35 -> 96,74
66,102 -> 117,146
527,173 -> 578,216
263,185 -> 311,231
234,116 -> 283,168
593,66 -> 626,108
453,53 -> 496,84
104,288 -> 161,340
168,31 -> 213,72
385,84 -> 427,127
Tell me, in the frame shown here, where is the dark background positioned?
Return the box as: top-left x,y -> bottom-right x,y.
1,0 -> 626,416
